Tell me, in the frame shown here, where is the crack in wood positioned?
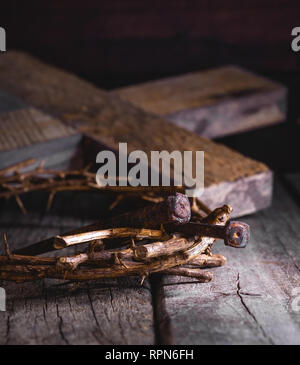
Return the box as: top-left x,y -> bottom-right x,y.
150,274 -> 174,345
85,284 -> 113,344
5,315 -> 10,345
2,179 -> 300,344
236,273 -> 274,345
55,303 -> 69,345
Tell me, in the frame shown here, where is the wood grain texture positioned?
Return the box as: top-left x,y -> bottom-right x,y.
0,277 -> 153,345
0,107 -> 81,170
0,96 -> 82,170
0,181 -> 298,344
114,66 -> 286,138
0,108 -> 77,151
0,192 -> 155,345
0,51 -> 272,217
114,66 -> 283,113
154,181 -> 300,344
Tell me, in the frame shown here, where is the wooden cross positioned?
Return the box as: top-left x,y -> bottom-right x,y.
0,51 -> 280,217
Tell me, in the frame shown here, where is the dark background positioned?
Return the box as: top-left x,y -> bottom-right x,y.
1,0 -> 300,172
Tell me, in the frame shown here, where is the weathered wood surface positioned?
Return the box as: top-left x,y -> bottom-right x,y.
0,180 -> 299,344
154,180 -> 300,345
0,107 -> 81,170
114,66 -> 287,138
0,192 -> 155,345
0,86 -> 82,170
0,51 -> 272,217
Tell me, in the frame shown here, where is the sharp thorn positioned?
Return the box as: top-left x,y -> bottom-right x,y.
15,195 -> 27,215
3,233 -> 11,258
130,237 -> 136,248
140,274 -> 147,286
46,191 -> 56,212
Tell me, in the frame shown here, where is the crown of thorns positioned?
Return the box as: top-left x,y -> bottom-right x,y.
0,159 -> 249,285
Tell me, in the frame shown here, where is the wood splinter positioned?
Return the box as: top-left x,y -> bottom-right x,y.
3,233 -> 11,258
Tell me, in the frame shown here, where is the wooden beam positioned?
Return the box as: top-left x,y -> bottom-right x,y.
113,66 -> 287,138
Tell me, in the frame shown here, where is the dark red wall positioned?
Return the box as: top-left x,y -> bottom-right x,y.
1,1 -> 300,172
1,0 -> 300,88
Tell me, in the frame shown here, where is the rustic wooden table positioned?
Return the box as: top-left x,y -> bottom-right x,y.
0,173 -> 299,345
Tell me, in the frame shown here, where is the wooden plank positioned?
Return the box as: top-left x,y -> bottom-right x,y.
0,107 -> 82,169
0,51 -> 272,217
155,181 -> 300,345
0,277 -> 154,345
0,86 -> 82,170
113,66 -> 287,138
0,192 -> 155,345
0,108 -> 76,151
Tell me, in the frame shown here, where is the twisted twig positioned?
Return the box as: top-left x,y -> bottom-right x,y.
0,159 -> 185,213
